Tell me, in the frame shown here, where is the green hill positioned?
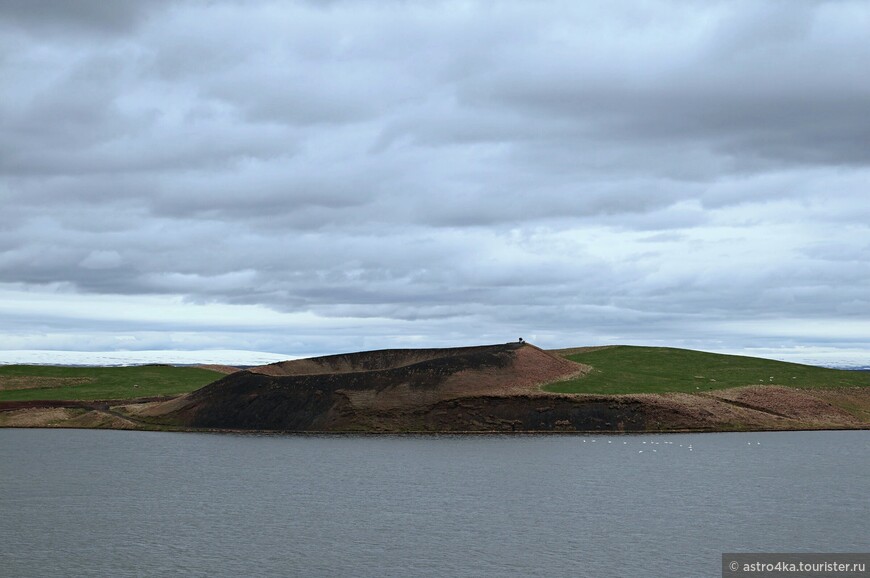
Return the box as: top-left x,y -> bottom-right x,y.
545,346 -> 870,395
0,365 -> 224,402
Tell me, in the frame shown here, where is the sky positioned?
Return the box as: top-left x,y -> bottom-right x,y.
1,0 -> 869,365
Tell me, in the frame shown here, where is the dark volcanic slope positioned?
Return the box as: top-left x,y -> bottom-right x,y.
154,343 -> 586,431
247,343 -> 527,376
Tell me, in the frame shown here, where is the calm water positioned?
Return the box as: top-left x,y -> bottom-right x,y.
1,430 -> 867,577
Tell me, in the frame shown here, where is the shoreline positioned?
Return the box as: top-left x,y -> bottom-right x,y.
3,385 -> 869,434
3,418 -> 868,436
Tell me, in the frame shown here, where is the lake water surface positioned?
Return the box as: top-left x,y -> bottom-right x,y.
1,429 -> 867,577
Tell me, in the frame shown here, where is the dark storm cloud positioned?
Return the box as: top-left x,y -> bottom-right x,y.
1,0 -> 868,356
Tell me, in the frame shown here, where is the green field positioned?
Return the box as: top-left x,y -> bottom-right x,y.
545,346 -> 870,395
0,365 -> 224,402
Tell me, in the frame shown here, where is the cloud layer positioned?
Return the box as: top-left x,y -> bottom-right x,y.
1,0 -> 868,360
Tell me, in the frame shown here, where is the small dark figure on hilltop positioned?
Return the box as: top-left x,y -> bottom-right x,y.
518,337 -> 524,343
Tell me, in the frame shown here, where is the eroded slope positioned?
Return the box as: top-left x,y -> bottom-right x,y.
152,342 -> 587,430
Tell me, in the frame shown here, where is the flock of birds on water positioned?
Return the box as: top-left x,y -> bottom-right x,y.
576,438 -> 763,453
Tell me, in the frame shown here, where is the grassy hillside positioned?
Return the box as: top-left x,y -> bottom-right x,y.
0,365 -> 223,402
545,346 -> 870,395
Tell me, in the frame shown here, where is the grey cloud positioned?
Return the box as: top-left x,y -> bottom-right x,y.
0,0 -> 171,34
450,2 -> 870,170
1,0 -> 869,357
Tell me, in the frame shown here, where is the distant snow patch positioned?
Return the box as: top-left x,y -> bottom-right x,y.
0,350 -> 295,367
711,346 -> 869,369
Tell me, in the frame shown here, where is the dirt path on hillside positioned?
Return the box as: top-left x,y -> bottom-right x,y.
0,397 -> 177,429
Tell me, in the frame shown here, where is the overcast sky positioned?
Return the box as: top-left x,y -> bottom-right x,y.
1,0 -> 868,363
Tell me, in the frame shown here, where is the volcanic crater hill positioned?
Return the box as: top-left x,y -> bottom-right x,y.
126,342 -> 870,433
147,342 -> 594,431
6,343 -> 868,432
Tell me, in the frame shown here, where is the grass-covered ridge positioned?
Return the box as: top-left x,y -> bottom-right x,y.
545,346 -> 870,395
0,365 -> 224,402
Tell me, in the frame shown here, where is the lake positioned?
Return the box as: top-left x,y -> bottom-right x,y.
1,429 -> 867,577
